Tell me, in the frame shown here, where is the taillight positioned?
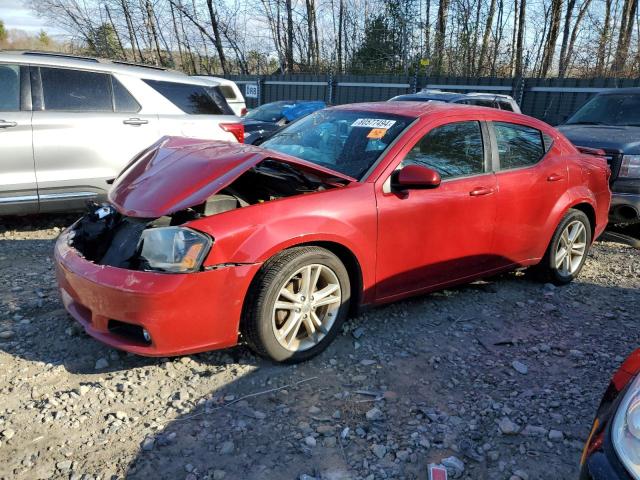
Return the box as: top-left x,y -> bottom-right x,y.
240,107 -> 248,116
219,123 -> 244,143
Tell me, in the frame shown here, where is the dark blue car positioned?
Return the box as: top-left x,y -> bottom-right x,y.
242,100 -> 326,145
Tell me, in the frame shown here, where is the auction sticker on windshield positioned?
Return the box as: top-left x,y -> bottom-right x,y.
352,118 -> 397,129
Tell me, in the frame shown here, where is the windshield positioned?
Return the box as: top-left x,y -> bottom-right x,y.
245,102 -> 292,122
566,93 -> 640,126
261,109 -> 415,179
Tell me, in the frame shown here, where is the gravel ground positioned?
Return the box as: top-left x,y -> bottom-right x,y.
0,215 -> 638,480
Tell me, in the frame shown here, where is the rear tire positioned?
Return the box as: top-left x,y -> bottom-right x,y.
242,246 -> 351,363
534,209 -> 592,285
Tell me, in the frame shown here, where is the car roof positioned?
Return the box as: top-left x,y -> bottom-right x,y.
0,50 -> 212,85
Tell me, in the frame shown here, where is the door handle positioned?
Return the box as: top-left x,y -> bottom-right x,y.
469,187 -> 495,196
0,120 -> 18,129
547,173 -> 564,182
123,118 -> 148,126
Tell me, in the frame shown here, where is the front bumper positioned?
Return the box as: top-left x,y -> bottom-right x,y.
54,229 -> 261,356
610,192 -> 640,223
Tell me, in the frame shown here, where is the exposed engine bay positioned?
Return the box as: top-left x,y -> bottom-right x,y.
69,160 -> 346,271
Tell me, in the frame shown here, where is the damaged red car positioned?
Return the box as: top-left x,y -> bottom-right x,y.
54,102 -> 611,362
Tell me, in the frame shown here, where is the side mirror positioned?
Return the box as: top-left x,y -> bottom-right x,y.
392,165 -> 441,190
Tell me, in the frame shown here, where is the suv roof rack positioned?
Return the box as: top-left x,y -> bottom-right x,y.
111,60 -> 167,71
465,92 -> 513,98
10,51 -> 168,71
21,51 -> 100,62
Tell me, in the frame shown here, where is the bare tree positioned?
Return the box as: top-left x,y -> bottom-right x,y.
611,0 -> 638,73
539,0 -> 563,77
433,0 -> 452,74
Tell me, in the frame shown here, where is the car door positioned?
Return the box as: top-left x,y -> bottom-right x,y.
0,63 -> 38,215
31,66 -> 159,212
489,121 -> 567,263
375,118 -> 499,301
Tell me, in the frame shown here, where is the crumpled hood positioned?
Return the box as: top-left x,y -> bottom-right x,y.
558,124 -> 640,154
108,136 -> 353,218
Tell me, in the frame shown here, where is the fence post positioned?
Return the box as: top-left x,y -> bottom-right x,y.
327,71 -> 335,105
257,76 -> 264,106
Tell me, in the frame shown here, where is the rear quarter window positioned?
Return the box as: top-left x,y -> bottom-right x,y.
218,85 -> 237,100
144,79 -> 231,115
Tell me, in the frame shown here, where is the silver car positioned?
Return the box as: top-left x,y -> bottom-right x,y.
0,51 -> 242,215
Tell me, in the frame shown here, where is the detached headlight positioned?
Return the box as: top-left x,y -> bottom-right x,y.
612,374 -> 640,478
621,155 -> 640,178
138,227 -> 211,273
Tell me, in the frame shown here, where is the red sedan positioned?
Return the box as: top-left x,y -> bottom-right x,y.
54,102 -> 611,362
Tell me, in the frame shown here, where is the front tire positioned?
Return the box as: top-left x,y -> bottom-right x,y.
242,247 -> 351,363
535,209 -> 592,285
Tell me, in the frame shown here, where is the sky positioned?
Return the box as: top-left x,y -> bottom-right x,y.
0,0 -> 64,34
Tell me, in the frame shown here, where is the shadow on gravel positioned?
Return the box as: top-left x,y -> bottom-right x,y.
120,279 -> 640,480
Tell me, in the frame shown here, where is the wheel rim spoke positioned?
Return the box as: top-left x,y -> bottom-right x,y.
313,295 -> 341,307
279,288 -> 298,303
555,248 -> 568,268
279,314 -> 301,340
275,300 -> 297,310
286,318 -> 303,348
313,283 -> 339,300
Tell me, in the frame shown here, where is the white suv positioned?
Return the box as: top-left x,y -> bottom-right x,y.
0,51 -> 243,215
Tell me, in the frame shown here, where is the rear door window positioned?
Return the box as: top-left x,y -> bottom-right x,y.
40,67 -> 112,112
494,122 -> 545,170
0,64 -> 20,111
403,121 -> 486,179
143,79 -> 230,115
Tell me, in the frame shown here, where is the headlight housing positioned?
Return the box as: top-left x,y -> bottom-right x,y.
612,374 -> 640,478
620,155 -> 640,178
138,227 -> 211,273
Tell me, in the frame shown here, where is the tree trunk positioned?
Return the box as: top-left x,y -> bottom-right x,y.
596,0 -> 612,74
558,0 -> 577,77
433,0 -> 452,74
539,0 -> 562,77
515,0 -> 526,76
563,0 -> 593,76
611,0 -> 638,73
105,5 -> 127,60
510,0 -> 518,75
145,0 -> 163,65
337,0 -> 344,73
285,0 -> 295,70
120,0 -> 143,62
206,0 -> 229,74
170,3 -> 186,71
478,0 -> 497,74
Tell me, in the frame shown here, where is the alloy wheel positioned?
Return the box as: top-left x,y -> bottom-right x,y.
555,220 -> 587,276
271,264 -> 342,352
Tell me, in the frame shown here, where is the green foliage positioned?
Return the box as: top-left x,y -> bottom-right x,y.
38,30 -> 50,46
350,15 -> 394,73
87,23 -> 121,58
0,20 -> 7,43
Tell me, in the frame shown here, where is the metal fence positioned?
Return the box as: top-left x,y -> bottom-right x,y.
218,74 -> 640,125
